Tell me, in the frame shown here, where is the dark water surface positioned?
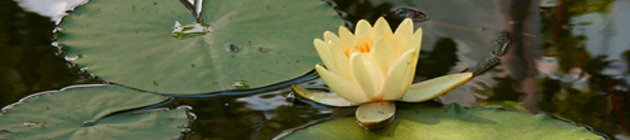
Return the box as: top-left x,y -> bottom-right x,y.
1,0 -> 629,139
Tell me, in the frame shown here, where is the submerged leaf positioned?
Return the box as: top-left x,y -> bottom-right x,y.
0,84 -> 193,140
57,0 -> 343,94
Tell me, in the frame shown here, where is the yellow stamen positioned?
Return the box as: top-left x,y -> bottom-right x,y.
344,42 -> 371,57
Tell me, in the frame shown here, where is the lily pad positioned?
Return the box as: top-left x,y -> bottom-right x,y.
276,104 -> 604,140
57,0 -> 343,94
0,84 -> 192,140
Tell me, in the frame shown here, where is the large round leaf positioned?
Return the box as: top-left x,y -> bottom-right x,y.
57,0 -> 343,94
0,84 -> 192,140
276,104 -> 604,139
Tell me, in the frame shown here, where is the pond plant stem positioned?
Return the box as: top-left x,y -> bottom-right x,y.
461,32 -> 511,76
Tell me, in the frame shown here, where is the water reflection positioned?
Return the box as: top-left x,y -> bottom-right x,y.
0,1 -> 101,107
166,86 -> 329,139
14,0 -> 88,23
393,7 -> 429,22
415,38 -> 459,79
536,0 -> 629,137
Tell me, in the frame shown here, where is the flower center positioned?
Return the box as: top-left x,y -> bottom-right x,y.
344,42 -> 371,57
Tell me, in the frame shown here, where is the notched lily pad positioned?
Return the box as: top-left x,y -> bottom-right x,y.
57,0 -> 344,94
0,84 -> 193,140
275,104 -> 604,140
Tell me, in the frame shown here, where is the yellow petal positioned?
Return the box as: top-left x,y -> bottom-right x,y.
368,38 -> 394,73
394,18 -> 413,46
402,29 -> 422,86
291,85 -> 357,107
388,37 -> 405,59
406,28 -> 423,51
400,73 -> 473,102
339,26 -> 356,50
356,101 -> 395,129
313,39 -> 339,73
371,17 -> 394,40
382,49 -> 416,100
350,53 -> 385,99
407,49 -> 420,86
324,31 -> 340,45
329,41 -> 352,80
316,64 -> 370,104
355,19 -> 372,38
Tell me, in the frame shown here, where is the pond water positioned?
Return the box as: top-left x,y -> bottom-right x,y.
1,0 -> 629,139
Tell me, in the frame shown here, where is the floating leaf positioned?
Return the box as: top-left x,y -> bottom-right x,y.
57,0 -> 343,94
0,84 -> 192,140
276,104 -> 604,140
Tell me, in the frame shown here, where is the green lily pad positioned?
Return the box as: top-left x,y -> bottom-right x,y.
276,104 -> 604,139
0,84 -> 192,140
57,0 -> 343,94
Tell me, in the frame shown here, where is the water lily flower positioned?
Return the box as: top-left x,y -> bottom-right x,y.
293,17 -> 473,128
